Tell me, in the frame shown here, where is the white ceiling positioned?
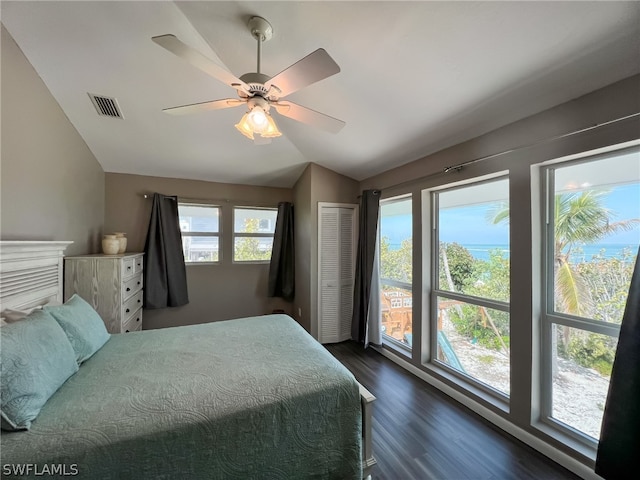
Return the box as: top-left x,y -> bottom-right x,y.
2,1 -> 639,188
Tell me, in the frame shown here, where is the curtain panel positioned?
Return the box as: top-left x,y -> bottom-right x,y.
268,202 -> 295,301
143,193 -> 189,309
595,247 -> 640,478
351,189 -> 381,346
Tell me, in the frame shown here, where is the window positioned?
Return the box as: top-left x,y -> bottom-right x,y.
431,177 -> 510,396
178,204 -> 220,263
380,195 -> 413,350
233,207 -> 278,262
541,148 -> 640,443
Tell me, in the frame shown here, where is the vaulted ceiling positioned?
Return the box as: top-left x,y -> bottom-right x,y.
2,1 -> 639,187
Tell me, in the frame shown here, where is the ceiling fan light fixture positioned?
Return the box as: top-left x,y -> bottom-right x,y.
247,105 -> 269,133
261,114 -> 283,138
234,112 -> 255,140
234,104 -> 282,140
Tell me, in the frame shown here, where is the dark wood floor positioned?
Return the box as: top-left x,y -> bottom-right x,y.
326,341 -> 581,480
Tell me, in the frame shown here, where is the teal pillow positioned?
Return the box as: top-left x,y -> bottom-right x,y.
1,309 -> 79,430
44,294 -> 110,364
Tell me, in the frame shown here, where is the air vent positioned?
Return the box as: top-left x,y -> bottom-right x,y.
88,93 -> 124,119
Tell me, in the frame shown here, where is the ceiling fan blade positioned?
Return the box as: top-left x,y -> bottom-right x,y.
265,49 -> 340,98
274,101 -> 345,134
152,34 -> 249,92
162,99 -> 245,116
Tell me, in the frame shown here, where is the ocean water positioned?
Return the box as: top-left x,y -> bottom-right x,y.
460,244 -> 639,263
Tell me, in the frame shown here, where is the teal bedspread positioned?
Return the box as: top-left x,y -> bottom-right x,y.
0,315 -> 362,479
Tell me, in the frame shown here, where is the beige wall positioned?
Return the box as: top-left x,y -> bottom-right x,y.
293,164 -> 312,331
105,172 -> 293,329
0,25 -> 104,256
292,163 -> 359,337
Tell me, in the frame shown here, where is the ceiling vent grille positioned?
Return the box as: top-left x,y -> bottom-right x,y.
88,93 -> 124,119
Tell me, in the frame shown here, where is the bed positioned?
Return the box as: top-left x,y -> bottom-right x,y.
0,241 -> 376,479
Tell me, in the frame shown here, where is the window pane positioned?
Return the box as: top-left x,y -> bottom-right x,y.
381,284 -> 412,347
436,296 -> 510,395
380,197 -> 412,284
234,237 -> 273,262
178,205 -> 219,233
380,196 -> 413,351
182,236 -> 218,262
551,325 -> 617,439
234,208 -> 278,233
438,179 -> 509,302
552,152 -> 640,323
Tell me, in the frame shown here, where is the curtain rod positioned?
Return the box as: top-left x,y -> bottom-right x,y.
442,112 -> 640,173
141,193 -> 278,207
372,112 -> 639,193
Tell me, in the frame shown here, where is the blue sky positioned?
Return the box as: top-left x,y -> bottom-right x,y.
381,183 -> 640,247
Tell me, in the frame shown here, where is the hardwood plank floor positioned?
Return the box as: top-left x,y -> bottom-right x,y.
326,341 -> 582,480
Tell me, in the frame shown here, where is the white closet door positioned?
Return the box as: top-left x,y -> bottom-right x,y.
318,203 -> 357,344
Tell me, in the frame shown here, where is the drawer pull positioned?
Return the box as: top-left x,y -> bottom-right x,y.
136,317 -> 140,322
137,281 -> 141,285
137,299 -> 141,303
126,308 -> 130,313
125,329 -> 130,333
126,287 -> 131,292
127,266 -> 132,270
137,263 -> 141,267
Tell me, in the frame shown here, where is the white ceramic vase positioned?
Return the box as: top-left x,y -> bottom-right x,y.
114,232 -> 127,254
102,234 -> 120,255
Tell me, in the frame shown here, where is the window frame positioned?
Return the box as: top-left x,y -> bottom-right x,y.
538,149 -> 636,447
178,202 -> 221,265
379,194 -> 414,353
232,206 -> 278,264
429,175 -> 511,401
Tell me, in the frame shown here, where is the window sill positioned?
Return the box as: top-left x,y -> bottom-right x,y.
532,419 -> 597,466
422,360 -> 510,415
381,336 -> 412,359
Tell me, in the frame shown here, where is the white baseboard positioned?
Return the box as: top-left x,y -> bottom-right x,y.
374,347 -> 602,480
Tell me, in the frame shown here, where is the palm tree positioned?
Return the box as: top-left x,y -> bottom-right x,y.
490,190 -> 638,322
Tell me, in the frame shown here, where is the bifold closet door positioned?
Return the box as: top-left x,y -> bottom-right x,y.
318,203 -> 357,344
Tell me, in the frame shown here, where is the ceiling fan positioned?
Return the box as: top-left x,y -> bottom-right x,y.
152,16 -> 345,143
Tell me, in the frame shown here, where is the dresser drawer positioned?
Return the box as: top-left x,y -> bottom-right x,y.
123,308 -> 143,333
123,257 -> 136,277
133,256 -> 143,274
122,273 -> 143,300
123,290 -> 143,318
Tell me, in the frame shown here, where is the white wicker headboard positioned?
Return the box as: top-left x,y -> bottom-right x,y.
0,241 -> 72,311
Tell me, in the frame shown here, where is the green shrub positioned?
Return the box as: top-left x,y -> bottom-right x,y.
565,332 -> 616,376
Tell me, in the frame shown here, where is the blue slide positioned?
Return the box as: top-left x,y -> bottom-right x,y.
402,332 -> 466,373
437,331 -> 466,372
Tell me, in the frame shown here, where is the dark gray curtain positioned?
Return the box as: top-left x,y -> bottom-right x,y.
268,202 -> 295,301
595,247 -> 640,478
351,190 -> 381,344
143,193 -> 189,309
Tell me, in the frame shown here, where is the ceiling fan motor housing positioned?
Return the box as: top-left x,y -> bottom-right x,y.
247,96 -> 270,113
238,72 -> 272,98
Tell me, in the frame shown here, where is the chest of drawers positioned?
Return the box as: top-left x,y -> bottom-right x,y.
64,253 -> 144,333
